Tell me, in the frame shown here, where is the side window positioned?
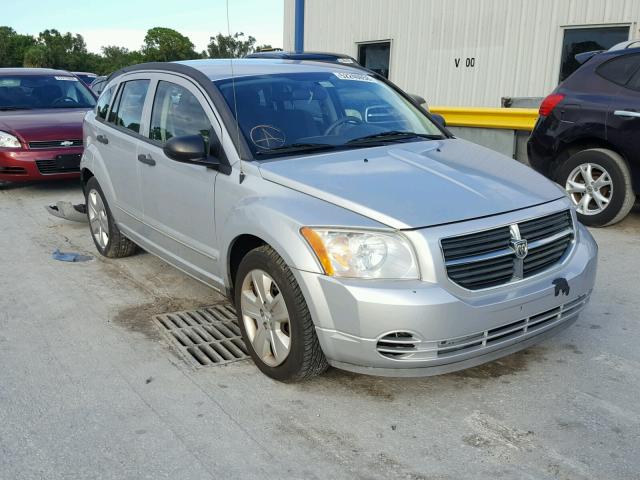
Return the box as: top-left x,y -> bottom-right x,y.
95,86 -> 114,120
626,68 -> 640,91
108,79 -> 150,134
596,54 -> 640,86
149,81 -> 212,146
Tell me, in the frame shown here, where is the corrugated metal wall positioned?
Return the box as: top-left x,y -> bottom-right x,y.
283,0 -> 640,106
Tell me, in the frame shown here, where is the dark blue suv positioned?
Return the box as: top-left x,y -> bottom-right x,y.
528,42 -> 640,226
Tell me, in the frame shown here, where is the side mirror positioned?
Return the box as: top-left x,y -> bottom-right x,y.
164,135 -> 207,162
163,134 -> 229,173
431,113 -> 447,128
409,93 -> 427,108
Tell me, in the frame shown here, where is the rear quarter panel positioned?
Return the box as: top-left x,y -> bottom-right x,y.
80,112 -> 119,212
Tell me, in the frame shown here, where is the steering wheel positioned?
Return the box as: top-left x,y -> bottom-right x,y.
51,97 -> 79,106
324,116 -> 363,136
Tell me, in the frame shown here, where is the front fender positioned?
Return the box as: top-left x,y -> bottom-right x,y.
215,167 -> 387,288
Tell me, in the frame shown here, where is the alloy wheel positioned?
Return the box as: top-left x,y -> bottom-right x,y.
565,162 -> 613,216
88,189 -> 109,249
240,269 -> 291,367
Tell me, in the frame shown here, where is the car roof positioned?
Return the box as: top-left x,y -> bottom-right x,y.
173,58 -> 366,80
0,67 -> 74,76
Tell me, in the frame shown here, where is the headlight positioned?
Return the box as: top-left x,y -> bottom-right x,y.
301,227 -> 419,279
0,131 -> 21,148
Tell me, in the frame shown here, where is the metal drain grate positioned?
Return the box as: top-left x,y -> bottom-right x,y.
154,304 -> 249,367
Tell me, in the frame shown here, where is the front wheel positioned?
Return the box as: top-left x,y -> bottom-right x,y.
234,245 -> 328,382
556,148 -> 635,227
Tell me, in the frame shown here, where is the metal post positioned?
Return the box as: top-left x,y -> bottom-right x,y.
294,0 -> 305,52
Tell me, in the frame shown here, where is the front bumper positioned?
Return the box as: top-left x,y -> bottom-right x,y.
0,148 -> 82,182
294,212 -> 597,377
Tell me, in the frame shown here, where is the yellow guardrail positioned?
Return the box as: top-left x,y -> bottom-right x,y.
429,107 -> 539,131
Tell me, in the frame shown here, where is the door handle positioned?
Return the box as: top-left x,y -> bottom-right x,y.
613,110 -> 640,118
96,134 -> 109,144
137,153 -> 156,166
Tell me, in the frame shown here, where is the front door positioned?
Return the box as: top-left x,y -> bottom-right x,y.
137,75 -> 223,287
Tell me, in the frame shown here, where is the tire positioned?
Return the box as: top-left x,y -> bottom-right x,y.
234,245 -> 329,382
84,177 -> 136,258
555,148 -> 635,227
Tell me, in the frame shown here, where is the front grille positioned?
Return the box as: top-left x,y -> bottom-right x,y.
375,293 -> 589,361
0,166 -> 27,175
441,210 -> 574,290
29,139 -> 82,149
35,157 -> 81,175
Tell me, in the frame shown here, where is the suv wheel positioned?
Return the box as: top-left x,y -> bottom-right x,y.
234,245 -> 329,382
556,148 -> 635,226
85,177 -> 136,258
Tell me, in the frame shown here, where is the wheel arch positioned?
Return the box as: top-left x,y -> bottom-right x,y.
553,137 -> 628,182
80,167 -> 94,195
227,234 -> 268,297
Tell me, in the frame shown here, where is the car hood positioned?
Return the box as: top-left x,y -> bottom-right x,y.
258,139 -> 565,229
0,108 -> 88,142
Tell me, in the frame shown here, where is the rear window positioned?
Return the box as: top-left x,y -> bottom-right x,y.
96,86 -> 114,120
596,54 -> 640,86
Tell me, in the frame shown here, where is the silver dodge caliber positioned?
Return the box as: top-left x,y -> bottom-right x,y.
81,59 -> 598,381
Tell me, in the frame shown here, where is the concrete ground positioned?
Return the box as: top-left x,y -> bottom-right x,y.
1,179 -> 638,480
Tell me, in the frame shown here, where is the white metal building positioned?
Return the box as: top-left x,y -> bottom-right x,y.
283,0 -> 640,106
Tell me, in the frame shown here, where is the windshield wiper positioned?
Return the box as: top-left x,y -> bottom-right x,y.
346,131 -> 442,145
255,143 -> 338,156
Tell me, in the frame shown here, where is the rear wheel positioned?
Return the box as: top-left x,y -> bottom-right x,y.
556,148 -> 635,226
234,245 -> 328,381
84,177 -> 136,258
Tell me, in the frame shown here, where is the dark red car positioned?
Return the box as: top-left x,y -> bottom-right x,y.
0,68 -> 96,184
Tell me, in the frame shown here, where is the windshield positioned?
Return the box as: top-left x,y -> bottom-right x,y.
0,75 -> 96,110
215,71 -> 444,158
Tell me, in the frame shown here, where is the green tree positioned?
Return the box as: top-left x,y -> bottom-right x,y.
255,44 -> 274,52
36,29 -> 88,69
142,27 -> 197,62
23,44 -> 47,68
207,32 -> 256,58
0,27 -> 36,67
99,46 -> 144,74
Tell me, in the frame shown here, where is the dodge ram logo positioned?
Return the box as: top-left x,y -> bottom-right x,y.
510,238 -> 528,259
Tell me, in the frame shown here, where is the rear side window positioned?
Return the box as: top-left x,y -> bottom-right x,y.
149,81 -> 212,145
95,86 -> 114,120
596,54 -> 640,86
626,69 -> 640,91
108,79 -> 150,134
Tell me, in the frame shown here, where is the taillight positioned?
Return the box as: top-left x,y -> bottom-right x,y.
539,93 -> 565,117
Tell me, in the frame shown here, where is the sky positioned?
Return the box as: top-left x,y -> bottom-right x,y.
4,0 -> 284,53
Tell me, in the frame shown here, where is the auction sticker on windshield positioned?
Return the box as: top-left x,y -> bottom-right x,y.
54,76 -> 79,81
333,72 -> 375,82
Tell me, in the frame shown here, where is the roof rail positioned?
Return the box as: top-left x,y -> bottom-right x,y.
609,40 -> 640,51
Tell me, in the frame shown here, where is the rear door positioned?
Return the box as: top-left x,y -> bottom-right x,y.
601,54 -> 640,172
137,74 -> 223,286
98,75 -> 151,236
